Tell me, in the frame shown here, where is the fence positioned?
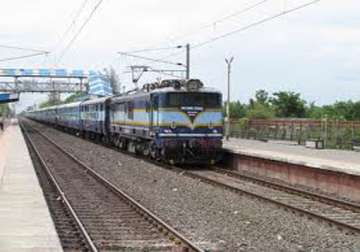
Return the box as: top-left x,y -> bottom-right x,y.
230,118 -> 360,149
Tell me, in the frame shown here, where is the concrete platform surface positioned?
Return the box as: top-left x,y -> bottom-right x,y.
224,138 -> 360,176
0,123 -> 63,251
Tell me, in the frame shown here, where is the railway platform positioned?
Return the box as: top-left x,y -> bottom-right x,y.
224,138 -> 360,175
0,121 -> 63,251
223,138 -> 360,202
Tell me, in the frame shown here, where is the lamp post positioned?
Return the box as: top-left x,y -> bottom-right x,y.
225,57 -> 234,141
185,43 -> 190,79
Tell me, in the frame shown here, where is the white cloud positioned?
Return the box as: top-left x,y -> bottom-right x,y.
0,0 -> 360,110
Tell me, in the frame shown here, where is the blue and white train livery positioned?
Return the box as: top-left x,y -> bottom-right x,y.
27,79 -> 224,164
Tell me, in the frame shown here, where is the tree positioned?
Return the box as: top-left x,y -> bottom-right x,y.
305,102 -> 323,118
333,101 -> 352,120
255,89 -> 269,105
64,92 -> 86,103
39,99 -> 62,108
246,102 -> 275,119
230,101 -> 247,118
223,101 -> 247,119
270,91 -> 306,118
350,101 -> 360,120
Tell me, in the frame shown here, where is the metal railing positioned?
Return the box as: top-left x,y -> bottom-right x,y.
230,118 -> 360,149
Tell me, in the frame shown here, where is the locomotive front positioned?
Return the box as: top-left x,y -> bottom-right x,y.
151,80 -> 223,164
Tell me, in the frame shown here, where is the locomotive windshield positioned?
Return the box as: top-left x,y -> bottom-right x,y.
164,92 -> 221,108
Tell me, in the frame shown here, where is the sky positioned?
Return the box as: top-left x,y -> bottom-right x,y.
0,0 -> 359,111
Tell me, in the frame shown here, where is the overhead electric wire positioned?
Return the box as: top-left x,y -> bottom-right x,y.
192,0 -> 320,49
146,66 -> 184,79
168,0 -> 270,43
154,71 -> 184,79
118,51 -> 185,67
126,45 -> 183,54
54,0 -> 90,50
56,0 -> 104,64
208,0 -> 270,26
119,0 -> 319,81
131,0 -> 269,57
119,0 -> 273,66
0,44 -> 49,53
157,0 -> 320,61
123,67 -> 184,79
0,52 -> 49,62
158,50 -> 185,61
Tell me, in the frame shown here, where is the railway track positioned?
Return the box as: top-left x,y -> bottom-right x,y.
182,167 -> 360,235
24,127 -> 92,251
23,119 -> 360,238
21,121 -> 203,252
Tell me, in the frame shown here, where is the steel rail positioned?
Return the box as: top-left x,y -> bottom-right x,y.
181,168 -> 360,235
23,121 -> 204,252
21,123 -> 99,252
214,167 -> 360,211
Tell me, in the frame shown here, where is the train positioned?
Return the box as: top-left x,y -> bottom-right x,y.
27,79 -> 224,164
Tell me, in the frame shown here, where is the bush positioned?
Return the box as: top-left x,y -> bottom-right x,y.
246,103 -> 275,119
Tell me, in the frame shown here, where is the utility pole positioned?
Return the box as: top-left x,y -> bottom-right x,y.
186,43 -> 190,79
225,57 -> 234,141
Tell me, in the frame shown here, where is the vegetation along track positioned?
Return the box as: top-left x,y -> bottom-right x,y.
182,166 -> 360,235
21,121 -> 204,252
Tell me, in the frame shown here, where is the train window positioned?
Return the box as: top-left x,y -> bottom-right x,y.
167,93 -> 181,106
100,104 -> 103,111
204,94 -> 221,107
127,102 -> 134,119
166,92 -> 221,108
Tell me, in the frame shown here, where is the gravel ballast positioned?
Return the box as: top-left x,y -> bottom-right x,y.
26,120 -> 360,251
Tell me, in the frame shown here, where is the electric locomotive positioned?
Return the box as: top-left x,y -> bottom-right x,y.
109,79 -> 223,164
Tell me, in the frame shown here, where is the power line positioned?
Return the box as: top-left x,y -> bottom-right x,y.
54,0 -> 90,50
56,0 -> 104,64
126,45 -> 183,54
159,0 -> 320,61
0,52 -> 49,62
118,51 -> 185,67
139,0 -> 269,55
0,44 -> 49,53
193,0 -> 320,49
210,0 -> 269,25
167,0 -> 270,43
144,67 -> 185,79
152,70 -> 184,79
121,1 -> 272,63
158,50 -> 185,61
